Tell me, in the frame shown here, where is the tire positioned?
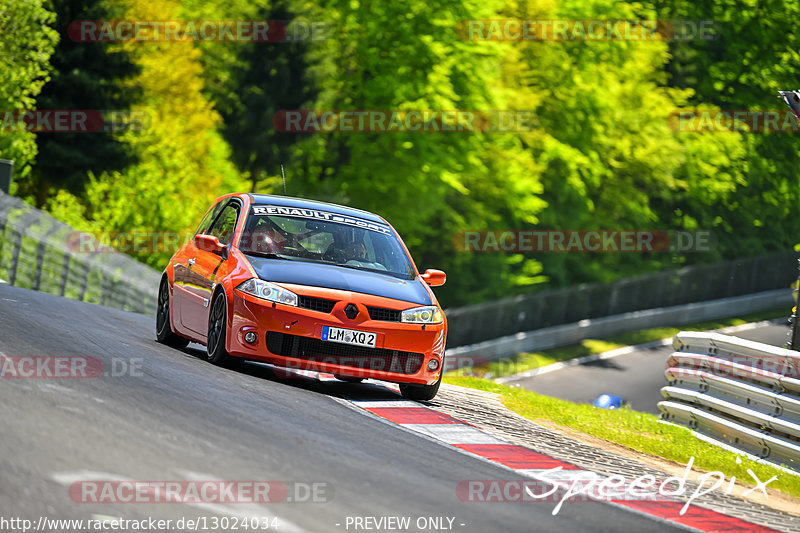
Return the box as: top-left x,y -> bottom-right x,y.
206,290 -> 239,368
400,373 -> 441,401
156,277 -> 190,348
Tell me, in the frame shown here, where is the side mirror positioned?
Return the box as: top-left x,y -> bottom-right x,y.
194,234 -> 226,254
421,269 -> 446,287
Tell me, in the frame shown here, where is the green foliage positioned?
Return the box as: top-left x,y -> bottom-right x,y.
0,0 -> 58,187
518,0 -> 750,287
35,0 -> 248,271
187,0 -> 318,192
280,0 -> 549,304
11,0 -> 800,307
78,0 -> 248,270
27,0 -> 140,207
649,0 -> 800,259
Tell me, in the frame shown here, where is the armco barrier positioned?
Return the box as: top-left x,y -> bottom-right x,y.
0,191 -> 159,313
659,331 -> 800,474
447,289 -> 793,361
445,250 -> 798,348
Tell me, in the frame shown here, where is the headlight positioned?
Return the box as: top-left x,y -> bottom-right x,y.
401,305 -> 443,324
236,278 -> 298,306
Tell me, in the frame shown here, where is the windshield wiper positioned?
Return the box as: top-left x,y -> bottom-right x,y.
331,262 -> 413,279
243,251 -> 292,260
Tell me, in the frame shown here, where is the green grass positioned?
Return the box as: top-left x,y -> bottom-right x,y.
442,375 -> 800,499
448,308 -> 788,379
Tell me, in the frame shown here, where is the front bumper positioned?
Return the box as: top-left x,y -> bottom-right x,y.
229,285 -> 446,385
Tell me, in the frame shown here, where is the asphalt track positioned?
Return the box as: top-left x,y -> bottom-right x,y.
514,321 -> 789,414
0,284 -> 684,532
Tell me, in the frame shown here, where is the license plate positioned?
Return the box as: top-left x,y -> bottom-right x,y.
321,326 -> 376,348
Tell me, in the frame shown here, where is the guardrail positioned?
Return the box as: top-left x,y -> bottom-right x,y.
659,331 -> 800,475
445,251 -> 798,348
448,289 -> 793,361
0,191 -> 159,314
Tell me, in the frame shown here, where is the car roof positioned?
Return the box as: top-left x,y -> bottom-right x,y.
247,194 -> 388,225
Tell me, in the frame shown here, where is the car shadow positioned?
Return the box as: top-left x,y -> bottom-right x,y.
166,342 -> 430,404
583,358 -> 625,370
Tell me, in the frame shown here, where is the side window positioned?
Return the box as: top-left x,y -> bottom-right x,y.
207,203 -> 240,246
195,202 -> 224,236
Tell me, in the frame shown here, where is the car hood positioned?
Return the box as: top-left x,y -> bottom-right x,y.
244,255 -> 433,306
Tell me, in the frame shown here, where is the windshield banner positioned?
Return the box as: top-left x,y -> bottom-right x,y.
251,205 -> 392,235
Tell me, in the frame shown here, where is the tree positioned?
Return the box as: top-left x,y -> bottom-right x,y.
506,0 -> 748,287
62,0 -> 248,270
28,0 -> 140,207
647,0 -> 800,258
280,0 -> 549,306
0,0 -> 58,191
187,0 -> 318,192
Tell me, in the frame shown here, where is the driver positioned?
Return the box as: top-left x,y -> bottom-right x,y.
345,242 -> 367,262
323,224 -> 351,262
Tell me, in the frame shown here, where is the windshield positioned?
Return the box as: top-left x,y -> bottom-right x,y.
238,206 -> 416,280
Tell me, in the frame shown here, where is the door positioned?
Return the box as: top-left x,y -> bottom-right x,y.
178,201 -> 240,335
173,200 -> 223,334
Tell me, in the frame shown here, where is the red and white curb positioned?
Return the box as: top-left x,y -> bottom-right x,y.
347,399 -> 781,533
252,363 -> 782,532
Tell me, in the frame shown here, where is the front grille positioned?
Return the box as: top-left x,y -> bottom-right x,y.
366,306 -> 401,322
266,332 -> 423,374
298,295 -> 336,313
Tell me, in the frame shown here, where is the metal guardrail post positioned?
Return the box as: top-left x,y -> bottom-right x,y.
59,253 -> 70,297
32,226 -> 61,291
790,259 -> 800,351
8,229 -> 21,286
0,160 -> 12,194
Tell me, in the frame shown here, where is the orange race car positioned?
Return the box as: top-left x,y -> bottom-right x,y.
156,193 -> 447,400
